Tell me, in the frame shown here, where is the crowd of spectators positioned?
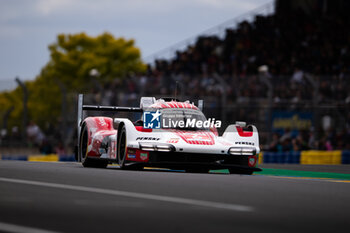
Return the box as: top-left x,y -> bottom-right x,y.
92,8 -> 350,109
147,10 -> 349,101
92,9 -> 350,151
267,128 -> 350,152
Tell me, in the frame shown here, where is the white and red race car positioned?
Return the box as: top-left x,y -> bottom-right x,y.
76,94 -> 261,174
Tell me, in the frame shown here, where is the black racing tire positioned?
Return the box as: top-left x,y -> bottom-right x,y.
228,168 -> 253,175
185,168 -> 209,174
117,125 -> 127,169
79,124 -> 108,168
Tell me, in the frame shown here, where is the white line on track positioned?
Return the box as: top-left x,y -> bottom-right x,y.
0,177 -> 253,212
0,222 -> 60,233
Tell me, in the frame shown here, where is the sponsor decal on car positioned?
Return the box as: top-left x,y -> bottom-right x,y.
174,131 -> 215,145
167,138 -> 179,143
235,141 -> 255,146
140,152 -> 148,161
127,154 -> 136,159
136,137 -> 160,141
248,156 -> 257,167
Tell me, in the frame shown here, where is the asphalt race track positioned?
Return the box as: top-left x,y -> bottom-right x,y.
0,161 -> 350,233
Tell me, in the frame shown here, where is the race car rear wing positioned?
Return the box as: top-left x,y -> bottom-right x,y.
76,94 -> 143,161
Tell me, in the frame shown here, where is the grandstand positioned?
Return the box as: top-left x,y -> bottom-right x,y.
141,0 -> 350,151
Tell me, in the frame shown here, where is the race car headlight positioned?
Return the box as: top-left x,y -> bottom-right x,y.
139,143 -> 175,152
139,143 -> 155,151
156,144 -> 173,152
229,147 -> 256,156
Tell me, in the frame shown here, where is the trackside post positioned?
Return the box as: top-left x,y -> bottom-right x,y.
77,94 -> 84,162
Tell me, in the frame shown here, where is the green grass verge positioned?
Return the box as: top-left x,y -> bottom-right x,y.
211,168 -> 350,180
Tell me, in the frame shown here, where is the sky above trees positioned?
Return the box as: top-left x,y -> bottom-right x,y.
0,0 -> 271,88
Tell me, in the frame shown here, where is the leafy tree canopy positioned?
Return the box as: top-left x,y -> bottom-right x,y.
0,32 -> 146,132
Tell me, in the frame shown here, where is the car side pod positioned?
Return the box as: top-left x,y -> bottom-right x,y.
228,147 -> 256,156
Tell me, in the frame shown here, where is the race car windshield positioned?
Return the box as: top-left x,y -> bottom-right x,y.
160,108 -> 209,131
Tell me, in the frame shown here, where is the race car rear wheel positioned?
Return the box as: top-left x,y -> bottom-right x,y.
117,126 -> 127,169
80,124 -> 108,168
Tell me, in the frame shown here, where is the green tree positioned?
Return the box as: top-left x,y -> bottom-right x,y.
0,32 -> 146,133
44,32 -> 146,90
0,89 -> 22,130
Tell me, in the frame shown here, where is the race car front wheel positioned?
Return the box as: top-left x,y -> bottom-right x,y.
117,126 -> 127,169
79,124 -> 108,168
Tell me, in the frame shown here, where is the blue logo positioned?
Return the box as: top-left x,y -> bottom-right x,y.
143,110 -> 161,129
127,154 -> 136,159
